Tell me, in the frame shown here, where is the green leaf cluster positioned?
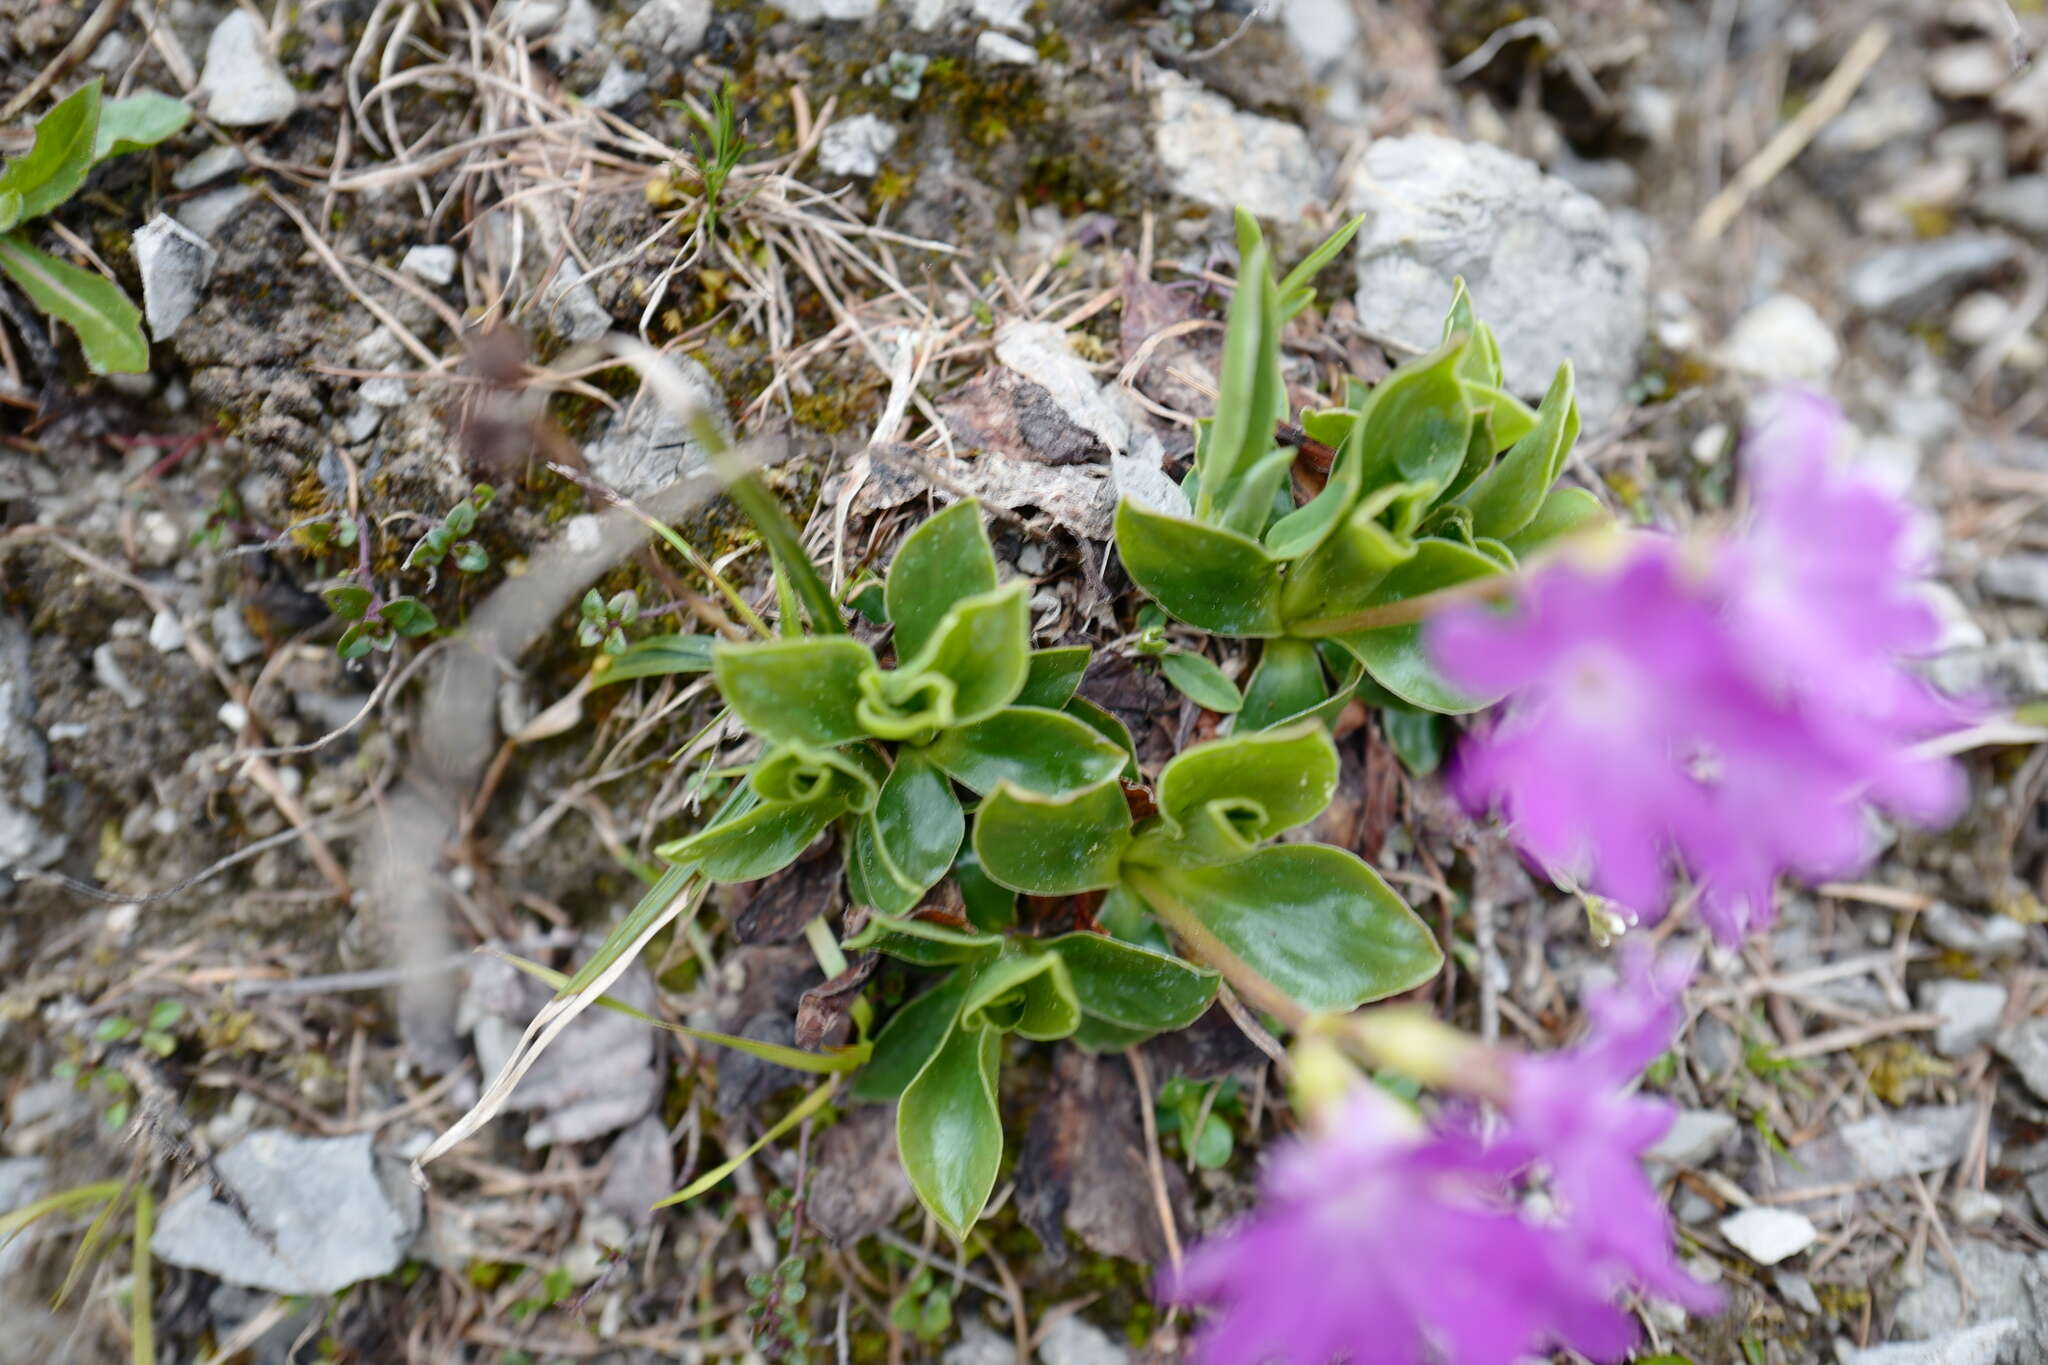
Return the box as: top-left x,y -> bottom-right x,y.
0,80 -> 191,374
1113,209 -> 1607,715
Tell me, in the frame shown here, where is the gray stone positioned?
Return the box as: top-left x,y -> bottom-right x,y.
548,0 -> 597,61
976,31 -> 1037,65
1719,1207 -> 1816,1266
970,0 -> 1028,26
777,0 -> 880,17
1979,176 -> 2048,235
1929,43 -> 2012,100
584,358 -> 730,499
197,11 -> 299,126
1921,900 -> 2031,957
1720,293 -> 1839,384
1279,0 -> 1359,76
210,603 -> 264,666
0,617 -> 64,879
597,1115 -> 673,1223
1818,85 -> 1940,154
1153,70 -> 1320,226
897,0 -> 958,31
1982,555 -> 2048,609
817,114 -> 899,178
174,184 -> 257,241
457,949 -> 663,1146
1775,1268 -> 1821,1314
497,0 -> 562,35
1893,1240 -> 2048,1365
92,643 -> 145,709
1920,979 -> 2009,1057
944,1318 -> 1014,1365
1347,134 -> 1649,427
1846,236 -> 2017,317
1771,1105 -> 1975,1195
1954,1188 -> 2004,1226
1647,1109 -> 1737,1167
1928,642 -> 2048,705
1037,1312 -> 1128,1365
0,1158 -> 50,1282
1998,1020 -> 2048,1103
150,1131 -> 421,1293
148,609 -> 186,654
171,143 -> 247,191
399,244 -> 458,287
132,215 -> 217,341
1843,1321 -> 2019,1365
585,62 -> 648,111
622,0 -> 710,55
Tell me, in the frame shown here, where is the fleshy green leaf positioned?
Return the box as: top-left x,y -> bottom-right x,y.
1062,697 -> 1139,782
844,914 -> 1003,967
1454,362 -> 1580,539
591,633 -> 715,687
750,744 -> 883,812
897,1016 -> 1004,1240
1015,646 -> 1091,710
1197,232 -> 1286,526
955,847 -> 1017,933
851,969 -> 973,1102
377,596 -> 437,636
1045,933 -> 1218,1033
1274,211 -> 1366,317
971,778 -> 1131,896
1324,538 -> 1509,713
1071,1014 -> 1154,1052
93,91 -> 191,163
1114,498 -> 1283,637
924,705 -> 1127,797
852,749 -> 964,913
658,795 -> 843,883
886,499 -> 999,661
1132,845 -> 1442,1012
1135,722 -> 1338,868
1160,650 -> 1242,714
322,584 -> 371,621
1503,485 -> 1609,558
958,947 -> 1080,1041
1238,638 -> 1327,731
0,81 -> 101,222
1276,482 -> 1424,631
713,636 -> 875,748
859,582 -> 1029,739
0,230 -> 147,374
0,191 -> 21,233
1380,708 -> 1446,775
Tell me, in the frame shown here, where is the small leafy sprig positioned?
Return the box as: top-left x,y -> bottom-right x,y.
578,587 -> 640,655
0,79 -> 190,374
318,485 -> 494,659
1114,210 -> 1601,717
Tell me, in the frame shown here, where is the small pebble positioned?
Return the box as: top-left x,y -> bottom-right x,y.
1720,1207 -> 1818,1266
975,31 -> 1037,65
148,610 -> 187,654
217,700 -> 251,732
399,245 -> 458,286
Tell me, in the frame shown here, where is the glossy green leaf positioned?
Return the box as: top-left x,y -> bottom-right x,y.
1238,637 -> 1327,731
1454,362 -> 1580,539
1462,382 -> 1539,452
0,191 -> 22,233
860,581 -> 1029,738
378,596 -> 437,636
721,469 -> 845,635
886,499 -> 999,661
323,584 -> 371,620
1015,646 -> 1091,710
1504,485 -> 1609,558
1277,482 -> 1423,631
93,91 -> 190,163
1380,708 -> 1446,775
1197,235 -> 1285,524
971,777 -> 1132,896
1071,1015 -> 1153,1052
843,913 -> 1004,967
955,847 -> 1018,933
713,636 -> 874,748
1147,721 -> 1336,852
1114,498 -> 1283,637
1160,650 -> 1242,714
851,969 -> 973,1102
853,749 -> 964,913
0,231 -> 147,374
1440,278 -> 1502,387
591,633 -> 715,687
958,947 -> 1079,1041
0,81 -> 100,222
925,705 -> 1127,797
897,1017 -> 1004,1240
1274,210 -> 1365,317
1045,933 -> 1218,1033
749,745 -> 882,812
1264,398 -> 1367,562
1132,844 -> 1442,1013
1062,697 -> 1139,782
658,794 -> 843,883
1367,334 -> 1475,494
1322,538 -> 1510,713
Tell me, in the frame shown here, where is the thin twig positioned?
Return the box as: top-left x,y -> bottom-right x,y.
1125,1045 -> 1185,1282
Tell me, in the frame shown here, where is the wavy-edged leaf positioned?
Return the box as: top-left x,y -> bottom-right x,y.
0,230 -> 146,374
658,795 -> 844,883
1045,932 -> 1218,1032
93,91 -> 191,162
955,846 -> 1017,933
885,499 -> 999,661
897,1017 -> 1004,1239
1238,637 -> 1327,732
1114,497 -> 1283,637
713,636 -> 874,748
591,633 -> 715,688
1277,481 -> 1424,631
0,81 -> 100,221
1132,845 -> 1442,1013
972,777 -> 1131,896
1015,645 -> 1091,710
1062,697 -> 1139,783
851,968 -> 974,1101
852,749 -> 964,913
958,947 -> 1079,1042
1454,362 -> 1580,539
1324,537 -> 1509,713
749,745 -> 882,812
1130,720 -> 1337,868
842,913 -> 1004,967
860,581 -> 1029,738
1379,708 -> 1446,776
925,704 -> 1126,797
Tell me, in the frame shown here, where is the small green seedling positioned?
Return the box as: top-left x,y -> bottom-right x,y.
865,51 -> 930,101
0,79 -> 191,374
579,588 -> 640,655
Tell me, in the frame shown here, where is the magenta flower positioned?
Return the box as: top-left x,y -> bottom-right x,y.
1430,391 -> 1968,942
1163,950 -> 1714,1364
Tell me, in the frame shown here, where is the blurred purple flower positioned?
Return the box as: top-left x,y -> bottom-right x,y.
1430,389 -> 1969,942
1164,950 -> 1714,1364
